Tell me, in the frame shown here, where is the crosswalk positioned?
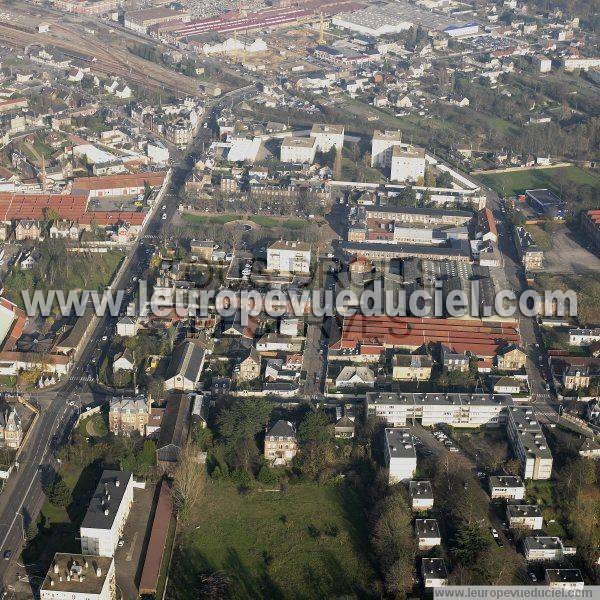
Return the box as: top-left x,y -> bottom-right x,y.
68,375 -> 95,383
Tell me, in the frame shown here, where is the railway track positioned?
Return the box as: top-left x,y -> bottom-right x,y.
0,21 -> 202,96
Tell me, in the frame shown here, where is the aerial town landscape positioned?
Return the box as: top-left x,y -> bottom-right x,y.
0,0 -> 598,597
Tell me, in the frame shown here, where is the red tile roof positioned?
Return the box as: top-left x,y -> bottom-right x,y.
333,314 -> 520,358
72,171 -> 167,191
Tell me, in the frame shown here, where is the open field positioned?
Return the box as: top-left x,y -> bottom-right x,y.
182,213 -> 308,230
168,481 -> 378,599
479,166 -> 599,197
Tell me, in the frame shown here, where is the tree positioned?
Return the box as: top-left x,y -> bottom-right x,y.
452,522 -> 490,565
298,409 -> 333,446
173,443 -> 206,522
47,478 -> 71,507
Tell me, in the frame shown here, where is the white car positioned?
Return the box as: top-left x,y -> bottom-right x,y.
118,539 -> 124,548
161,205 -> 166,210
161,213 -> 167,220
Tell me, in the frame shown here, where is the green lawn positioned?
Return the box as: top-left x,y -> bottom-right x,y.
182,213 -> 239,226
479,166 -> 599,197
168,481 -> 377,599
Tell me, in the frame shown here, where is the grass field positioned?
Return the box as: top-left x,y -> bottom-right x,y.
183,213 -> 308,230
479,166 -> 599,197
168,481 -> 378,599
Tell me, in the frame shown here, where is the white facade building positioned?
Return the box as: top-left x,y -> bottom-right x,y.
310,123 -> 344,152
422,558 -> 448,588
390,145 -> 426,182
267,240 -> 311,275
506,504 -> 543,530
280,137 -> 316,164
533,55 -> 552,73
545,569 -> 584,590
371,130 -> 403,167
40,554 -> 115,600
80,471 -> 134,558
409,480 -> 434,511
524,537 -> 565,561
489,475 -> 526,500
568,328 -> 600,346
415,519 -> 441,550
384,427 -> 417,483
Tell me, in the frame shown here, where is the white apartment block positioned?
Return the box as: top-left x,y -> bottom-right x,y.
563,57 -> 600,71
80,471 -> 134,558
568,328 -> 600,346
280,137 -> 316,164
415,519 -> 441,550
488,475 -> 525,500
366,392 -> 510,428
310,123 -> 344,152
409,480 -> 434,511
390,145 -> 426,182
506,504 -> 543,530
507,407 -> 553,480
40,554 -> 115,600
384,427 -> 417,483
371,130 -> 403,167
422,558 -> 448,588
545,569 -> 584,590
533,55 -> 552,73
267,240 -> 311,275
524,537 -> 565,561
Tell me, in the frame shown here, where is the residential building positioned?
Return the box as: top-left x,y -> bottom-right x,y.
441,345 -> 470,372
515,227 -> 544,271
415,519 -> 441,550
384,428 -> 417,483
280,137 -> 316,164
506,407 -> 553,480
533,55 -> 552,73
335,365 -> 375,389
108,395 -> 149,437
80,471 -> 134,557
409,480 -> 434,511
15,219 -> 41,241
310,123 -> 344,152
164,341 -> 206,391
267,240 -> 311,275
334,415 -> 355,438
506,504 -> 543,530
422,558 -> 448,588
488,475 -> 526,500
40,554 -> 115,600
264,420 -> 298,466
545,569 -> 584,590
112,349 -> 135,374
392,354 -> 433,381
156,394 -> 191,474
0,406 -> 22,449
563,365 -> 590,390
493,376 -> 523,395
116,316 -> 140,337
235,347 -> 262,382
568,328 -> 600,347
581,210 -> 600,249
496,344 -> 527,371
366,392 -> 512,428
523,537 -> 565,561
390,145 -> 426,183
371,130 -> 403,167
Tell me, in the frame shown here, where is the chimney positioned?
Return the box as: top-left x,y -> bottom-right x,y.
84,560 -> 89,569
54,563 -> 59,574
115,480 -> 120,488
67,575 -> 71,582
96,567 -> 102,577
104,509 -> 109,516
50,579 -> 54,587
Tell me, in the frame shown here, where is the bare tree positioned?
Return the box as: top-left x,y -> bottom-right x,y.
173,442 -> 206,522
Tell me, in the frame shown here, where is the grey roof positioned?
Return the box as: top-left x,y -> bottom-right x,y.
545,569 -> 584,583
109,395 -> 148,414
422,558 -> 447,578
507,504 -> 542,519
166,341 -> 205,383
525,536 -> 563,550
81,470 -> 132,531
410,480 -> 433,499
489,475 -> 524,488
266,420 -> 296,440
385,428 -> 415,458
415,519 -> 440,538
341,240 -> 470,259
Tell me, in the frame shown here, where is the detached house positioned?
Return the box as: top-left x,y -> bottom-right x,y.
496,344 -> 527,371
392,354 -> 433,381
335,366 -> 375,389
264,420 -> 298,466
234,347 -> 261,383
